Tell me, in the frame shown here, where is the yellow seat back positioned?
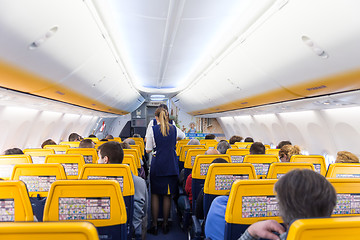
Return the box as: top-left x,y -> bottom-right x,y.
0,222 -> 99,240
176,139 -> 190,156
180,145 -> 206,163
184,149 -> 207,169
326,163 -> 360,178
287,217 -> 360,240
230,144 -> 238,149
0,155 -> 32,180
204,163 -> 256,195
11,163 -> 67,197
199,139 -> 218,145
84,137 -> 99,144
45,154 -> 85,179
328,178 -> 360,217
123,154 -> 138,176
44,145 -> 70,154
114,137 -> 122,143
0,180 -> 34,221
226,148 -> 250,163
43,180 -> 127,227
266,162 -> 315,179
225,179 -> 281,225
66,148 -> 98,164
123,149 -> 141,169
24,148 -> 55,164
79,164 -> 135,197
60,141 -> 80,148
205,142 -> 218,149
130,145 -> 142,159
290,155 -> 326,176
192,154 -> 231,180
265,148 -> 281,155
243,155 -> 280,178
234,142 -> 251,149
129,138 -> 144,155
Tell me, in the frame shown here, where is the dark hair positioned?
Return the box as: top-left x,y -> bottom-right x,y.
4,148 -> 24,155
105,135 -> 114,140
211,157 -> 228,164
244,137 -> 254,142
158,104 -> 168,111
79,139 -> 95,148
68,133 -> 81,142
249,142 -> 265,154
120,142 -> 132,149
88,134 -> 96,138
275,169 -> 336,225
217,140 -> 231,154
277,140 -> 292,149
229,135 -> 243,144
205,134 -> 216,140
100,138 -> 109,142
41,139 -> 56,148
98,141 -> 124,164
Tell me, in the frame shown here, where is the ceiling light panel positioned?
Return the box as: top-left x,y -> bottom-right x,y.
93,0 -> 273,93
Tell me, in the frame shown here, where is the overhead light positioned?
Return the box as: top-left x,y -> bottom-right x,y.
301,35 -> 329,59
28,26 -> 58,50
150,95 -> 165,99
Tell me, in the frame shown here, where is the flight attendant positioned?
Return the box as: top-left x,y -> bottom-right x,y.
146,107 -> 185,234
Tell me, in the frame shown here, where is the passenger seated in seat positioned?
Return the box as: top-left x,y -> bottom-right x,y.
335,151 -> 359,163
249,142 -> 265,154
229,135 -> 243,144
217,140 -> 231,154
237,169 -> 336,240
79,139 -> 95,148
278,145 -> 300,162
4,148 -> 23,155
205,134 -> 216,140
244,137 -> 254,142
185,148 -> 219,206
105,134 -> 114,140
41,139 -> 56,148
276,140 -> 292,149
68,132 -> 81,142
98,141 -> 148,240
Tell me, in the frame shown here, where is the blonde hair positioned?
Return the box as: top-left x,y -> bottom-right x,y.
279,145 -> 301,162
155,107 -> 170,136
335,151 -> 359,163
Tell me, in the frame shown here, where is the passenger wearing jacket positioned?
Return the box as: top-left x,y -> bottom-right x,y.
98,141 -> 148,240
238,169 -> 336,240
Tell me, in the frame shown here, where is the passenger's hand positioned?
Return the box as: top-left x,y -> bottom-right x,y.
247,220 -> 285,240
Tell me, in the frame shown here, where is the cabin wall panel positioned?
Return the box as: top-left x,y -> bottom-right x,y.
220,107 -> 360,158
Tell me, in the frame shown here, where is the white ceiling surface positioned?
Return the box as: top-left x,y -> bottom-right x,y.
0,0 -> 143,113
0,0 -> 359,116
174,0 -> 360,114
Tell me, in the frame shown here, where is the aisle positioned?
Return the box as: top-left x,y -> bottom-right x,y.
146,198 -> 188,240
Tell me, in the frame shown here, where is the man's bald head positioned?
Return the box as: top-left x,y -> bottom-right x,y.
205,148 -> 220,155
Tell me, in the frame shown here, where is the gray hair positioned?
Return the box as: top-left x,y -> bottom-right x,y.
216,140 -> 231,154
188,139 -> 200,145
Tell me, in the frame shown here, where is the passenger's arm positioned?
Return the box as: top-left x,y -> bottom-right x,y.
238,220 -> 285,240
145,128 -> 155,153
176,126 -> 186,140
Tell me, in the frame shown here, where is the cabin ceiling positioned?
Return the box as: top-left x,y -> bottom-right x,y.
0,0 -> 359,115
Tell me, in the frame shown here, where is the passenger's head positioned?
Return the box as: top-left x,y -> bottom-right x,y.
100,138 -> 109,142
41,139 -> 56,148
249,142 -> 265,154
279,145 -> 301,162
229,135 -> 243,145
120,142 -> 131,149
88,134 -> 96,138
217,140 -> 231,154
79,139 -> 95,148
68,133 -> 81,142
205,134 -> 216,140
277,140 -> 292,149
211,157 -> 228,164
158,104 -> 168,111
133,134 -> 141,138
105,135 -> 114,140
335,151 -> 359,163
97,141 -> 124,164
205,148 -> 220,155
274,169 -> 336,226
4,148 -> 23,155
155,107 -> 170,136
124,138 -> 136,145
244,137 -> 254,142
188,139 -> 200,145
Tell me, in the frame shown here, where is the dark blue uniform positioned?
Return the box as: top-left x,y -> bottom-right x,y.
150,124 -> 178,195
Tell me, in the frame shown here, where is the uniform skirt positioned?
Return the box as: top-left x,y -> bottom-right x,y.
150,169 -> 178,195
